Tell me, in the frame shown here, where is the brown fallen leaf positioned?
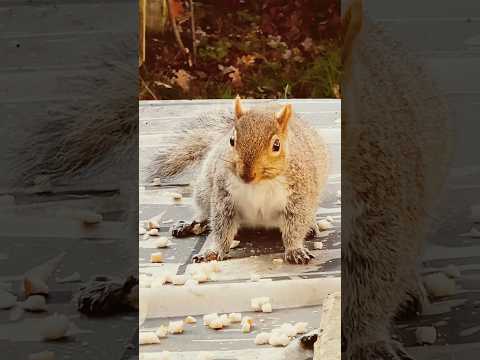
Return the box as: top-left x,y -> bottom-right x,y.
172,69 -> 194,92
239,54 -> 256,66
228,67 -> 243,88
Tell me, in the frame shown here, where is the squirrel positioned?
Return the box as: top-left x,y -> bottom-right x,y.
341,0 -> 452,359
149,96 -> 329,264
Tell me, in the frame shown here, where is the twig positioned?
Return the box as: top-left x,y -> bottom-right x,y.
138,0 -> 146,65
189,0 -> 197,65
140,76 -> 158,100
167,0 -> 192,66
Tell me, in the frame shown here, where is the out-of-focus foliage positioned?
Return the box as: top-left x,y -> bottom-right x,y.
140,0 -> 341,99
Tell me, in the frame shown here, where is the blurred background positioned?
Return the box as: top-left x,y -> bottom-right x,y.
139,0 -> 341,99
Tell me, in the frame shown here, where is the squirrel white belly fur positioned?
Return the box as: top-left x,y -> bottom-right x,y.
229,174 -> 288,229
150,96 -> 329,264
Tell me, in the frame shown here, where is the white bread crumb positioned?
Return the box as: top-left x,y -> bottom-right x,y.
251,297 -> 271,311
261,302 -> 273,313
280,323 -> 297,337
170,192 -> 183,200
230,240 -> 241,249
148,220 -> 160,229
294,322 -> 308,334
185,316 -> 197,324
219,314 -> 231,327
147,229 -> 160,236
415,326 -> 437,344
228,313 -> 242,323
22,295 -> 47,312
150,252 -> 163,263
255,332 -> 271,345
40,313 -> 70,341
203,313 -> 219,326
172,275 -> 188,285
208,317 -> 224,330
269,332 -> 290,346
168,320 -> 184,334
155,325 -> 168,338
272,258 -> 284,265
139,332 -> 160,345
423,273 -> 456,297
313,242 -> 323,250
154,237 -> 170,248
24,277 -> 49,296
317,219 -> 333,230
202,261 -> 221,273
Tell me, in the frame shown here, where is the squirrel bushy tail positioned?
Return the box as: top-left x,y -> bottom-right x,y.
147,111 -> 234,181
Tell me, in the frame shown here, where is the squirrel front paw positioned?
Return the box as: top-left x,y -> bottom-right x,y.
285,247 -> 315,264
192,249 -> 228,263
171,220 -> 209,238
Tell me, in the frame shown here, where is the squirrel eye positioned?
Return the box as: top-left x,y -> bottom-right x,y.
229,137 -> 235,146
272,139 -> 280,152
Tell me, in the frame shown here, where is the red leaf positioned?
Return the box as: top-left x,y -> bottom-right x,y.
169,0 -> 184,19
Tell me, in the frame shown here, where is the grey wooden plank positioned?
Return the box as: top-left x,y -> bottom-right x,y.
424,56 -> 480,94
378,19 -> 480,53
1,33 -> 130,70
0,2 -> 133,35
0,68 -> 112,102
362,0 -> 480,19
141,306 -> 322,353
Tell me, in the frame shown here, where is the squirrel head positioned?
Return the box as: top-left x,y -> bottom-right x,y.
228,96 -> 292,184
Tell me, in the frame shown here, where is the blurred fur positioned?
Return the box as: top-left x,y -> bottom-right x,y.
15,39 -> 137,186
342,0 -> 452,358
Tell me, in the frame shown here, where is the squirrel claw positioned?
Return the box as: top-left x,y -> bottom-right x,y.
285,248 -> 315,264
192,250 -> 220,263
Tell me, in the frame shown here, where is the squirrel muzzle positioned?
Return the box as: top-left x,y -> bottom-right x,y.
240,166 -> 257,184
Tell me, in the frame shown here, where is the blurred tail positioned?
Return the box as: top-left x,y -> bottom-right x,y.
147,111 -> 234,181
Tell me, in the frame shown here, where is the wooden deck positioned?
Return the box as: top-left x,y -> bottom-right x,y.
139,99 -> 341,357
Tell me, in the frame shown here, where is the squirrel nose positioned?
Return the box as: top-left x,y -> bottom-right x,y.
241,171 -> 256,183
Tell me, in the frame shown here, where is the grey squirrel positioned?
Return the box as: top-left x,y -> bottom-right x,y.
342,0 -> 452,359
149,96 -> 329,264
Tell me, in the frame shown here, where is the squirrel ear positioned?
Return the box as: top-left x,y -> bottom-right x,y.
234,95 -> 244,119
276,104 -> 292,131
